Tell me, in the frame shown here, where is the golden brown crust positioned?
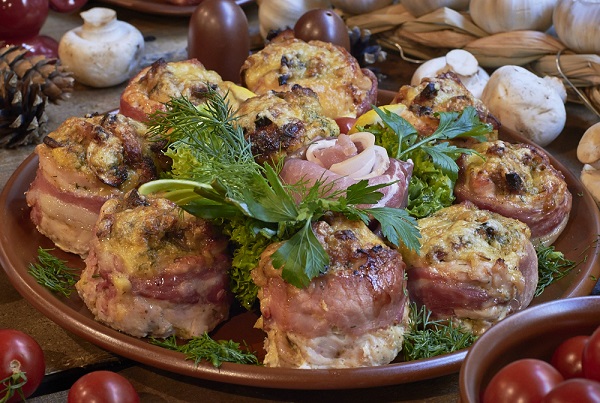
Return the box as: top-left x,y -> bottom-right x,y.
393,72 -> 500,141
240,31 -> 377,119
234,85 -> 340,166
119,58 -> 246,122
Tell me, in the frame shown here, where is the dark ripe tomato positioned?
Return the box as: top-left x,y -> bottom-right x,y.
482,358 -> 564,403
68,371 -> 139,403
583,327 -> 600,382
335,117 -> 357,134
0,329 -> 45,403
551,335 -> 589,379
541,379 -> 600,403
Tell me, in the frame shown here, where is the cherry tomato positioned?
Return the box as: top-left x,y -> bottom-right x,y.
583,327 -> 600,382
541,379 -> 600,403
551,335 -> 589,379
68,371 -> 139,403
335,117 -> 357,134
483,358 -> 564,403
0,329 -> 45,403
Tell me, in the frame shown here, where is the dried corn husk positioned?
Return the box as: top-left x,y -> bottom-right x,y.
351,4 -> 599,113
400,8 -> 488,37
395,27 -> 478,49
585,87 -> 600,114
345,4 -> 414,34
463,31 -> 566,67
531,53 -> 600,87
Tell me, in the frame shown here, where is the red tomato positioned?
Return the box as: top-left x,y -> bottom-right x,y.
551,335 -> 589,379
541,379 -> 600,403
68,371 -> 139,403
0,329 -> 45,403
483,358 -> 564,403
335,117 -> 357,134
583,327 -> 600,382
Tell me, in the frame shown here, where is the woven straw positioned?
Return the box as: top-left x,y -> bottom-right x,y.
342,4 -> 600,113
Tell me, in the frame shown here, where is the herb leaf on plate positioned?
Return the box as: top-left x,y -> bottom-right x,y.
150,333 -> 259,367
28,247 -> 79,297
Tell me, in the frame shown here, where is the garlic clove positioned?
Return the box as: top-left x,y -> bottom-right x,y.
400,0 -> 469,17
553,0 -> 600,54
580,164 -> 600,206
577,121 -> 600,166
469,0 -> 557,34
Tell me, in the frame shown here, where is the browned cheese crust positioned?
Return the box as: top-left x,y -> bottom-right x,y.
120,58 -> 249,122
234,85 -> 340,165
240,30 -> 378,119
393,72 -> 500,142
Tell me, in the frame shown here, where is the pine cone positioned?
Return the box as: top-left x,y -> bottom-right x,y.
0,44 -> 74,103
0,69 -> 48,148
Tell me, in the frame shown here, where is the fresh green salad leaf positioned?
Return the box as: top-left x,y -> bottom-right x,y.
28,247 -> 79,297
150,333 -> 259,367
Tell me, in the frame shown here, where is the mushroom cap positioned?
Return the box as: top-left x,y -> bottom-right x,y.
577,121 -> 600,165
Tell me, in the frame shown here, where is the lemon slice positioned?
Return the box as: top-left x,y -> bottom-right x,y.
223,82 -> 256,105
349,104 -> 407,134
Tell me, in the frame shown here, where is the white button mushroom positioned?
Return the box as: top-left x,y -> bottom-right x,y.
58,7 -> 144,88
481,65 -> 567,147
411,49 -> 490,99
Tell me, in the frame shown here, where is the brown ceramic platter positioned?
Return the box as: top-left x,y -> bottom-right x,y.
1,91 -> 600,389
97,0 -> 253,17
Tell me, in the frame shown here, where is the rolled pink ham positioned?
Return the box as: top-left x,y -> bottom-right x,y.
280,132 -> 413,208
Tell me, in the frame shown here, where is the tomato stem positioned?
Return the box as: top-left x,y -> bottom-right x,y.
0,360 -> 28,403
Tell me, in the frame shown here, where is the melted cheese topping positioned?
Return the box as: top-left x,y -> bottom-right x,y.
241,37 -> 375,119
402,202 -> 531,281
460,140 -> 569,207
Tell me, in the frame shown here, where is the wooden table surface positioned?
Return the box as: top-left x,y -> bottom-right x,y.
1,2 -> 599,402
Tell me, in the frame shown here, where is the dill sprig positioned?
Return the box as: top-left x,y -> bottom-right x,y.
140,88 -> 420,290
535,244 -> 578,297
150,333 -> 259,367
402,303 -> 477,361
28,247 -> 79,297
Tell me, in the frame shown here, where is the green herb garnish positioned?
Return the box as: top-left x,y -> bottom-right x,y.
402,303 -> 477,361
150,333 -> 259,367
139,89 -> 420,294
535,244 -> 578,296
362,105 -> 491,218
28,247 -> 78,297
